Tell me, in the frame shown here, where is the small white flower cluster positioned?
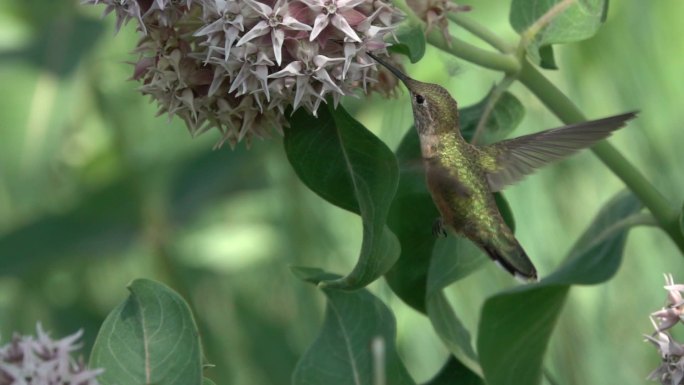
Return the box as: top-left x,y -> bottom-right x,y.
646,274 -> 684,385
0,324 -> 102,385
85,0 -> 403,147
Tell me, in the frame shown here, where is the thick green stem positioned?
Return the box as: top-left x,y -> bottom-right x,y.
449,14 -> 512,53
392,0 -> 520,73
517,62 -> 684,252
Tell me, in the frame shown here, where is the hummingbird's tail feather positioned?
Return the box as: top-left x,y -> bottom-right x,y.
482,240 -> 538,282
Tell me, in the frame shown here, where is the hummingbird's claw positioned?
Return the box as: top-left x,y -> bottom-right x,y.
432,218 -> 447,238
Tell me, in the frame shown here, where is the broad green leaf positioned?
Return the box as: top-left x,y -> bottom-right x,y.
477,191 -> 642,385
385,129 -> 440,312
459,91 -> 525,143
388,23 -> 426,63
203,379 -> 217,385
510,0 -> 608,66
291,267 -> 416,385
285,105 -> 400,290
90,279 -> 203,385
422,357 -> 483,385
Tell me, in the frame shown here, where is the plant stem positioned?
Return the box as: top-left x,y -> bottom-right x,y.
517,61 -> 684,252
391,0 -> 520,73
472,74 -> 516,145
448,13 -> 512,53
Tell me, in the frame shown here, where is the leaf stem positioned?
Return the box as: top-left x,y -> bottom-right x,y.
448,13 -> 512,53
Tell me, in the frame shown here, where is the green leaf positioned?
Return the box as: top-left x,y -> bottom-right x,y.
388,23 -> 427,63
477,191 -> 641,385
291,267 -> 416,385
460,91 -> 525,143
679,202 -> 684,236
538,45 -> 558,70
90,279 -> 203,385
510,0 -> 608,66
285,105 -> 400,290
385,129 -> 440,312
203,379 -> 217,385
422,357 -> 483,385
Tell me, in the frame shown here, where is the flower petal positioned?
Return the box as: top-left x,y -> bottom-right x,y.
340,8 -> 367,26
282,15 -> 313,31
309,13 -> 330,41
236,20 -> 270,46
272,28 -> 285,65
242,0 -> 273,17
331,14 -> 361,41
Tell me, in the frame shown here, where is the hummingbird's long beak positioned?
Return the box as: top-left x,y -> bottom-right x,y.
366,52 -> 410,84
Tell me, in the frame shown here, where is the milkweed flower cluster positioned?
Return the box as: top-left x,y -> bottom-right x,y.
85,0 -> 404,147
645,274 -> 684,384
0,324 -> 102,385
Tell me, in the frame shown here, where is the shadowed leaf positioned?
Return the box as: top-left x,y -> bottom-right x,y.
291,267 -> 415,385
285,105 -> 400,290
460,91 -> 525,143
389,23 -> 426,63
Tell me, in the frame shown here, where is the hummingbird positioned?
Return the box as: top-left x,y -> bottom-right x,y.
367,52 -> 637,281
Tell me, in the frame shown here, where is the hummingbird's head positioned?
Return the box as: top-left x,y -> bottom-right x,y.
367,52 -> 459,136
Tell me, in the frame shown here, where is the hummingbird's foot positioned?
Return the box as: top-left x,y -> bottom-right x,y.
432,218 -> 447,238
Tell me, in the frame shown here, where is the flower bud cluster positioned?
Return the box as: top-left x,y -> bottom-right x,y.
86,0 -> 403,147
0,324 -> 102,385
645,274 -> 684,384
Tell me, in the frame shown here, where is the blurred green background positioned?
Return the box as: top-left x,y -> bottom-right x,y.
0,1 -> 682,384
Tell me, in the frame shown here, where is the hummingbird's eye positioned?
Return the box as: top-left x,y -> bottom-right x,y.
414,94 -> 425,104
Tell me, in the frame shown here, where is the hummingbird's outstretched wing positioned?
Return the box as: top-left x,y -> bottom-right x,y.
479,111 -> 638,192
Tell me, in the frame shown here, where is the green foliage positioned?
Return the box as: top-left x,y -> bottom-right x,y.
90,279 -> 203,385
389,23 -> 427,63
510,0 -> 608,66
2,2 -> 683,385
459,91 -> 525,143
291,267 -> 415,385
285,105 -> 400,290
477,192 -> 642,385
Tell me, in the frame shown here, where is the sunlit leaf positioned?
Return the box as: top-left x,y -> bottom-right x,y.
510,0 -> 608,66
285,105 -> 400,290
388,23 -> 426,63
477,191 -> 642,385
90,279 -> 203,385
291,267 -> 416,385
460,91 -> 525,143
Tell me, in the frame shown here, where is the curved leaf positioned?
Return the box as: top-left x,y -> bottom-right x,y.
510,0 -> 609,66
285,105 -> 400,290
89,279 -> 203,385
291,267 -> 415,385
477,191 -> 642,385
388,23 -> 426,63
